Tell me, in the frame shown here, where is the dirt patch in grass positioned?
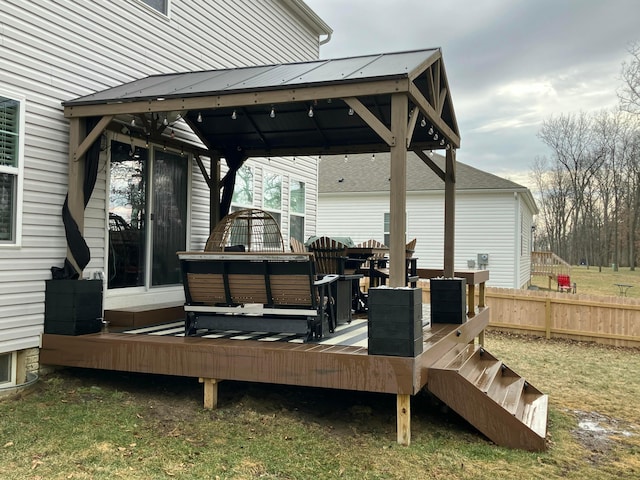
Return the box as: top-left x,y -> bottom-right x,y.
570,410 -> 637,464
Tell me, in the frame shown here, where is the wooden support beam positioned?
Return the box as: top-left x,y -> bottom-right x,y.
444,148 -> 456,278
406,107 -> 419,148
468,283 -> 476,318
64,79 -> 407,118
413,149 -> 445,182
66,117 -> 84,274
389,93 -> 408,287
408,83 -> 460,148
194,154 -> 212,189
397,394 -> 411,446
342,97 -> 395,147
73,115 -> 113,161
199,377 -> 219,409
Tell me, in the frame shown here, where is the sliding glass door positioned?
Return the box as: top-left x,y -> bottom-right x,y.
108,141 -> 187,289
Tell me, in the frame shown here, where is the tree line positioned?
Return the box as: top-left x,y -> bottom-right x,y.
532,42 -> 640,269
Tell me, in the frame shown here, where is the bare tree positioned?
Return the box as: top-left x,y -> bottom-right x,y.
619,42 -> 640,116
538,112 -> 605,263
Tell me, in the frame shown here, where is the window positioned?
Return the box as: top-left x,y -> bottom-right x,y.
138,0 -> 169,15
383,212 -> 407,246
0,93 -> 24,245
231,165 -> 254,208
289,179 -> 305,242
0,352 -> 15,386
263,172 -> 282,225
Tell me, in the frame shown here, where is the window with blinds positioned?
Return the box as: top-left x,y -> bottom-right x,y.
0,95 -> 22,244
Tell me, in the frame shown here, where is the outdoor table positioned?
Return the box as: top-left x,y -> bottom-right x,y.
614,283 -> 633,296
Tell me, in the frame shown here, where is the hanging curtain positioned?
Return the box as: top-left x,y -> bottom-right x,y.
219,148 -> 247,220
52,117 -> 102,279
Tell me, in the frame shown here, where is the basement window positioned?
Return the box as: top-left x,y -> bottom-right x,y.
0,352 -> 15,386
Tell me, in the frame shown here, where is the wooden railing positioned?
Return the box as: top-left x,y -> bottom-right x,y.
420,282 -> 640,348
531,251 -> 571,278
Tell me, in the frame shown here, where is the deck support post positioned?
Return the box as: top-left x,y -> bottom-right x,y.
396,394 -> 411,446
199,377 -> 219,409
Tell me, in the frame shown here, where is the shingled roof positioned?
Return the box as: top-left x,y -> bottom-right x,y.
319,152 -> 530,194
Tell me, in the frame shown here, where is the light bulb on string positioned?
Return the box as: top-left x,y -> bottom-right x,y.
197,112 -> 203,123
433,133 -> 438,141
446,143 -> 451,150
420,118 -> 426,128
163,115 -> 168,126
145,135 -> 149,148
344,154 -> 348,163
231,110 -> 237,120
131,117 -> 136,127
348,107 -> 354,116
428,126 -> 434,136
371,153 -> 375,162
171,129 -> 175,139
440,138 -> 445,146
308,105 -> 314,118
270,106 -> 276,118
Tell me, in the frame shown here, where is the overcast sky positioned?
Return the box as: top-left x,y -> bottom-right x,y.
305,0 -> 640,187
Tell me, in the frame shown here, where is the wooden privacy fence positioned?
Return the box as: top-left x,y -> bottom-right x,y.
419,281 -> 640,348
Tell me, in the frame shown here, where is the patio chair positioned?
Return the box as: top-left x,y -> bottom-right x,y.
355,239 -> 388,271
290,237 -> 307,254
370,238 -> 419,288
307,237 -> 363,326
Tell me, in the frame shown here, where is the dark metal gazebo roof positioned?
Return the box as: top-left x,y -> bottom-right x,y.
63,49 -> 460,158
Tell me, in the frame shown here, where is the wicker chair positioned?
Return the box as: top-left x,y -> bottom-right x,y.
204,208 -> 285,252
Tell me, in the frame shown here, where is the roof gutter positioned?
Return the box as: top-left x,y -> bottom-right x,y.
282,0 -> 333,45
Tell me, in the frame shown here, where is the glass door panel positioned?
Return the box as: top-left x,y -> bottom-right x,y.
108,141 -> 147,289
151,149 -> 187,286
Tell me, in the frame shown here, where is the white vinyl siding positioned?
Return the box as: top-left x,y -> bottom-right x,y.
0,0 -> 324,350
318,190 -> 530,289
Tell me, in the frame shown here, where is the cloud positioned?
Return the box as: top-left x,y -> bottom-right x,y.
307,0 -> 640,183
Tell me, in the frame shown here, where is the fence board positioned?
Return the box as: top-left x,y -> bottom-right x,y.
420,281 -> 640,348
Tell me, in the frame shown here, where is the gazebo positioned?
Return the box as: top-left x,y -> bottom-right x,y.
43,50 -> 547,451
61,48 -> 460,287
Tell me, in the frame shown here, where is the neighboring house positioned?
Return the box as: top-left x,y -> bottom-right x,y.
317,152 -> 538,289
0,0 -> 330,388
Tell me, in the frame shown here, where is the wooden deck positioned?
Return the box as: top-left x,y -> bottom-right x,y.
40,306 -> 489,446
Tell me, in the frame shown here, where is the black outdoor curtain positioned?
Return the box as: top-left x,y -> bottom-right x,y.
218,148 -> 247,220
52,117 -> 101,280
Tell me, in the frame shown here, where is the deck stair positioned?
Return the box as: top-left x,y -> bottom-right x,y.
427,344 -> 548,451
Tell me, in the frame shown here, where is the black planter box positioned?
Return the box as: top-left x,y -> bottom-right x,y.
368,287 -> 423,357
430,277 -> 466,324
44,279 -> 103,335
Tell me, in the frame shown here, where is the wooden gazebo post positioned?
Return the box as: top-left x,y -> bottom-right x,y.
389,93 -> 409,289
444,148 -> 456,278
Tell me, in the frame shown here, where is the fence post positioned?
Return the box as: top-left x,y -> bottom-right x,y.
545,298 -> 552,339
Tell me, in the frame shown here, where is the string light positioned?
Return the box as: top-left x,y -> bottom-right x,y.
163,142 -> 167,152
433,133 -> 439,141
197,112 -> 203,123
145,134 -> 149,148
344,154 -> 348,163
163,115 -> 168,126
371,153 -> 375,162
428,126 -> 434,136
348,107 -> 354,116
130,118 -> 136,127
308,105 -> 314,118
439,138 -> 445,146
270,106 -> 276,118
231,110 -> 237,120
420,118 -> 426,128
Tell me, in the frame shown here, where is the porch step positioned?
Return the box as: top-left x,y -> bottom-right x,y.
427,344 -> 548,451
105,302 -> 184,328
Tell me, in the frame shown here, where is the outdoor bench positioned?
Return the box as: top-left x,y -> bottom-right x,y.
177,252 -> 338,341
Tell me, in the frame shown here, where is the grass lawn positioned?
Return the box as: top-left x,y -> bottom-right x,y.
1,332 -> 639,479
530,264 -> 640,298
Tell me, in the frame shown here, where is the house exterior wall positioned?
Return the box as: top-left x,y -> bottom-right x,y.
317,189 -> 535,289
0,0 -> 324,357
